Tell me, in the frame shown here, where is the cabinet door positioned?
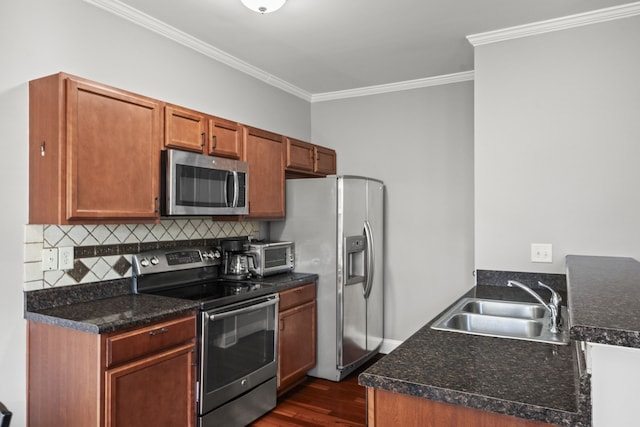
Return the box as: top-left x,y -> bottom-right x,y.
278,300 -> 317,392
243,126 -> 285,218
105,343 -> 196,427
314,146 -> 337,175
368,388 -> 554,427
67,78 -> 161,221
165,105 -> 207,153
285,137 -> 314,173
208,116 -> 242,159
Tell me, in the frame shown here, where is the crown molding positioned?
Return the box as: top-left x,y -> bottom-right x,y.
83,0 -> 473,103
82,0 -> 313,101
467,1 -> 640,46
311,71 -> 475,103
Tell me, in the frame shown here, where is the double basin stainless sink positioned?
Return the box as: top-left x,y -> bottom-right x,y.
431,297 -> 569,345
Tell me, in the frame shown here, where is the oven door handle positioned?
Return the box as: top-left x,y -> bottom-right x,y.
204,296 -> 278,322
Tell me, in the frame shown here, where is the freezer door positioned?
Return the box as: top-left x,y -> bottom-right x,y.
338,177 -> 369,368
366,179 -> 384,351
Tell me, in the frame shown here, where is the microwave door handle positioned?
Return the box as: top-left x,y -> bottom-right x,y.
232,171 -> 239,208
223,172 -> 230,207
223,171 -> 239,208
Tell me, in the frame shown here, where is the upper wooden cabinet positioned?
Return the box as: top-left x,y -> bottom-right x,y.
164,104 -> 242,159
243,126 -> 285,219
285,138 -> 315,172
285,137 -> 336,177
314,145 -> 337,176
29,72 -> 337,225
208,116 -> 243,159
29,73 -> 162,224
164,105 -> 207,153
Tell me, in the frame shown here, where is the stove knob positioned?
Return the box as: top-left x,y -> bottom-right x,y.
150,256 -> 160,265
212,249 -> 221,259
140,258 -> 150,267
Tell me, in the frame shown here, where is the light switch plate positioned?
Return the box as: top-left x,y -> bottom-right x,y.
531,243 -> 552,263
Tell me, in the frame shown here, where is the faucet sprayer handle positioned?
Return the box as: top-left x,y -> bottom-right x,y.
537,281 -> 562,307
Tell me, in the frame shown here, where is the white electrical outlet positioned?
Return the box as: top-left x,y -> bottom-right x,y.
42,248 -> 58,271
59,246 -> 74,270
531,243 -> 552,263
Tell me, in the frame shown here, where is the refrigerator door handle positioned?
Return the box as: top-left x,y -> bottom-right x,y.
363,220 -> 375,299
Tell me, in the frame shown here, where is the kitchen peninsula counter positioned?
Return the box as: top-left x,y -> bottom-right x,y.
567,255 -> 640,347
360,255 -> 640,426
359,284 -> 589,426
24,272 -> 318,334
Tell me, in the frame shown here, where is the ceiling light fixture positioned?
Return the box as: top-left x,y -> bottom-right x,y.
241,0 -> 286,14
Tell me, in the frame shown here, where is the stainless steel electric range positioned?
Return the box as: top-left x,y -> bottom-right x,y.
132,246 -> 279,427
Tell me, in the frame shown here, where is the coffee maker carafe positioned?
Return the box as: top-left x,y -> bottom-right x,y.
221,238 -> 255,279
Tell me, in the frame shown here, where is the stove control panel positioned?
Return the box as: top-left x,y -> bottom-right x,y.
132,247 -> 222,275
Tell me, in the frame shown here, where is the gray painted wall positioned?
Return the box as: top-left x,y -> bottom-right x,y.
474,15 -> 640,426
474,15 -> 640,274
311,82 -> 475,342
0,0 -> 310,423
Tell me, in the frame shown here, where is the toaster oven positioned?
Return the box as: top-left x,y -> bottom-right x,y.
246,241 -> 294,277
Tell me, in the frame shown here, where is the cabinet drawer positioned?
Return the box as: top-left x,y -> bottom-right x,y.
106,315 -> 195,368
279,283 -> 316,311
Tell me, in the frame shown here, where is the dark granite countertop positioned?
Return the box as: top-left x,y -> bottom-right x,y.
567,255 -> 640,347
24,272 -> 318,334
25,293 -> 199,334
359,285 -> 589,426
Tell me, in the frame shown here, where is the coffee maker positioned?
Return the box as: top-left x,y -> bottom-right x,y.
220,238 -> 255,279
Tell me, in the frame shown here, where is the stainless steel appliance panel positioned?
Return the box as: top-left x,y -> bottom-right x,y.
199,378 -> 276,427
246,241 -> 295,277
164,149 -> 249,216
271,175 -> 384,381
366,180 -> 384,352
338,177 -> 368,369
271,178 -> 339,380
200,295 -> 278,414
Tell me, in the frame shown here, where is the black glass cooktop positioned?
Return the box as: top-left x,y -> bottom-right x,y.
151,280 -> 272,302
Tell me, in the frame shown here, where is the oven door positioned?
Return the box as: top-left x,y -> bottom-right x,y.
199,294 -> 279,415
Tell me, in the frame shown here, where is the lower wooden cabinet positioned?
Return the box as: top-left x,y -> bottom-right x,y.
105,343 -> 195,427
27,314 -> 196,427
366,388 -> 556,427
277,283 -> 317,394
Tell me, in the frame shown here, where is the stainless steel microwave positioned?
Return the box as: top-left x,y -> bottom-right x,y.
162,149 -> 249,216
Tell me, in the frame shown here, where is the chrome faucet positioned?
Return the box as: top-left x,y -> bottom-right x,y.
506,280 -> 562,333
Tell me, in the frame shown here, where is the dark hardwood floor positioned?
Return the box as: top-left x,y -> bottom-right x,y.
251,356 -> 381,427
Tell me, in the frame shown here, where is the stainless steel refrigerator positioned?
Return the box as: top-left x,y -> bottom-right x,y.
271,175 -> 384,381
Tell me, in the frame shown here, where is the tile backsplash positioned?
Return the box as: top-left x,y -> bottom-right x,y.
24,219 -> 259,291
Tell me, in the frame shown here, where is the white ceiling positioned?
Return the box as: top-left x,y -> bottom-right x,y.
97,0 -> 635,96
